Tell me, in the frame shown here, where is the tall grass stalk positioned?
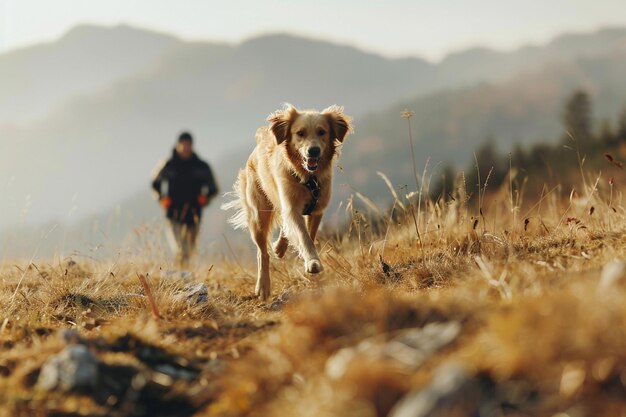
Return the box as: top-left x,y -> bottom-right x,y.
401,110 -> 424,251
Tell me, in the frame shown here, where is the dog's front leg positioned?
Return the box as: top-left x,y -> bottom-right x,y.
306,214 -> 323,242
282,208 -> 323,274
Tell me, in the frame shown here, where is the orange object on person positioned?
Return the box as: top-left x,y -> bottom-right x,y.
198,195 -> 208,206
160,197 -> 172,209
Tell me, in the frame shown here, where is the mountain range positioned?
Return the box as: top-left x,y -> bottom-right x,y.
2,24 -> 626,258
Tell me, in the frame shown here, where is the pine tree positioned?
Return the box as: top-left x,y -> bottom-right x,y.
563,90 -> 593,143
511,144 -> 527,170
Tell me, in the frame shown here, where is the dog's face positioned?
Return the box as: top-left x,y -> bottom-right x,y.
288,112 -> 332,173
268,104 -> 352,173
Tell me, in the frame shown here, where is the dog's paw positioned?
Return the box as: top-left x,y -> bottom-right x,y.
273,237 -> 289,259
305,259 -> 324,274
255,279 -> 271,301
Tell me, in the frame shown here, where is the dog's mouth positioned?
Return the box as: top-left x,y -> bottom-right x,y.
304,157 -> 320,172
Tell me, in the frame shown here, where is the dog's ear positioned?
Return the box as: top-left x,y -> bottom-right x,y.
267,104 -> 299,145
323,105 -> 353,143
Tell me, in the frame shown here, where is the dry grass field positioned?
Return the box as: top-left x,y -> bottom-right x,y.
2,167 -> 626,417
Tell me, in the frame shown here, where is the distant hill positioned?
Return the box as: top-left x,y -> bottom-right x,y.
436,27 -> 626,86
339,49 -> 626,203
0,24 -> 187,126
2,24 -> 626,257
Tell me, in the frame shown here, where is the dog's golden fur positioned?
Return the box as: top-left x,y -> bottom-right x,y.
223,104 -> 353,299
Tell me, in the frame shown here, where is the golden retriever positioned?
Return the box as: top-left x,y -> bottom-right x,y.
222,104 -> 353,300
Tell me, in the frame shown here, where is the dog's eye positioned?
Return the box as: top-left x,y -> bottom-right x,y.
317,129 -> 326,136
296,130 -> 305,138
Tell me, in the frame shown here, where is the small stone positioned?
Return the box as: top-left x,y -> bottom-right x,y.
325,321 -> 462,380
38,345 -> 99,391
267,290 -> 293,311
325,347 -> 358,380
389,363 -> 471,417
384,322 -> 462,367
154,363 -> 198,380
181,283 -> 209,304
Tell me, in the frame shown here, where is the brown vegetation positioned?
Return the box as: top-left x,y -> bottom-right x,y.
2,161 -> 626,416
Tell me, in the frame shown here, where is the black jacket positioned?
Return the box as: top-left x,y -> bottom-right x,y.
152,150 -> 218,225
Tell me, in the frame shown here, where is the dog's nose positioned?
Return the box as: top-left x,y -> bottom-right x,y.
308,147 -> 321,158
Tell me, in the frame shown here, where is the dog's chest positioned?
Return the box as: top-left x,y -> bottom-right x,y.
286,175 -> 330,215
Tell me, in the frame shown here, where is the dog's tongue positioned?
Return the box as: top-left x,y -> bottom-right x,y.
306,157 -> 319,171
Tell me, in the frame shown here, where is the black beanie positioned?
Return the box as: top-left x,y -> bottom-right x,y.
178,131 -> 193,143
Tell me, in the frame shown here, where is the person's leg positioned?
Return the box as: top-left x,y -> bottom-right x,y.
178,220 -> 200,266
165,219 -> 184,264
179,223 -> 190,265
187,223 -> 200,259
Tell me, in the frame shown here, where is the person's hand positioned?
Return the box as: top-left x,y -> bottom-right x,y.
198,195 -> 208,207
160,197 -> 172,209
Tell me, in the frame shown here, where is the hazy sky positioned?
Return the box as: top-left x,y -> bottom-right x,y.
1,0 -> 626,60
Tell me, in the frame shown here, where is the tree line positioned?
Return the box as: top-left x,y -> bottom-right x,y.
434,90 -> 626,200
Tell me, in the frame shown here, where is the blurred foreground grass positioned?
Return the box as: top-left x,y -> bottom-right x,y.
1,174 -> 626,417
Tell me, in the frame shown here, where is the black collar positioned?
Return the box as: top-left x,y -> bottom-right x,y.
292,171 -> 321,215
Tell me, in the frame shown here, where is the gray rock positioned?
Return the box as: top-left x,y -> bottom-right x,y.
267,290 -> 293,311
383,321 -> 462,368
389,363 -> 471,417
180,283 -> 209,304
326,321 -> 462,379
38,345 -> 99,391
154,363 -> 198,380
